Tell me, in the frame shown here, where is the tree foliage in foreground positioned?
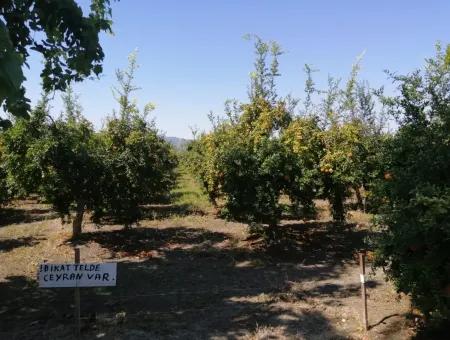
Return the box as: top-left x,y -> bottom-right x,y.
373,44 -> 450,322
0,0 -> 113,125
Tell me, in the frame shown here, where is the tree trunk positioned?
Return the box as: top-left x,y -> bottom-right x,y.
301,198 -> 317,219
354,185 -> 364,211
72,201 -> 85,238
331,185 -> 345,223
208,193 -> 218,209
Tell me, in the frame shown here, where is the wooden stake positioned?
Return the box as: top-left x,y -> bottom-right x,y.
359,252 -> 368,331
74,246 -> 81,339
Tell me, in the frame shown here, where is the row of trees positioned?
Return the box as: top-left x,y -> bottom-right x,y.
0,52 -> 178,237
185,37 -> 385,233
185,38 -> 450,322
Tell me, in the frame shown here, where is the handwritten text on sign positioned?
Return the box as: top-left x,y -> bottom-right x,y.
38,263 -> 117,288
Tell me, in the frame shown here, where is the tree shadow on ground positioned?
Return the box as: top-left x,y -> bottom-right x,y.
248,221 -> 370,264
304,281 -> 378,298
0,236 -> 46,252
0,206 -> 58,227
141,202 -> 205,220
71,226 -> 226,257
0,272 -> 345,339
0,223 -> 380,339
0,275 -> 76,339
94,200 -> 207,227
105,257 -> 376,338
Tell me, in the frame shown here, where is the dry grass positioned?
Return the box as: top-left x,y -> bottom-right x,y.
242,324 -> 286,340
171,168 -> 215,214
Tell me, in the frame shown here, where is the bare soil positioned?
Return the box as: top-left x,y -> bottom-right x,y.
0,199 -> 414,339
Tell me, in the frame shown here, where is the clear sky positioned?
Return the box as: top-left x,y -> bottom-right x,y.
23,0 -> 450,138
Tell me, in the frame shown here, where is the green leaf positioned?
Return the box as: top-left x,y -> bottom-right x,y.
0,22 -> 26,105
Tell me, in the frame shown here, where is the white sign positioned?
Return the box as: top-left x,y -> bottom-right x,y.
38,263 -> 117,288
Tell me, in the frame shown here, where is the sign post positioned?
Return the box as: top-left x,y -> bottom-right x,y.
74,247 -> 81,339
359,252 -> 368,331
38,249 -> 117,338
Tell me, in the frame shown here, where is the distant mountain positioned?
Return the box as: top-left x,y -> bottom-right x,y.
164,136 -> 192,150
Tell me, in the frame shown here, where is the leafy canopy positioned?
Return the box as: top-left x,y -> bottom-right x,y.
0,0 -> 113,124
373,44 -> 450,321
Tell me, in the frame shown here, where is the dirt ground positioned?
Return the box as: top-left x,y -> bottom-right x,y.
0,198 -> 414,339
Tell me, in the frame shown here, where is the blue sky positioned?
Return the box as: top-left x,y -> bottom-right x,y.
23,0 -> 450,138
